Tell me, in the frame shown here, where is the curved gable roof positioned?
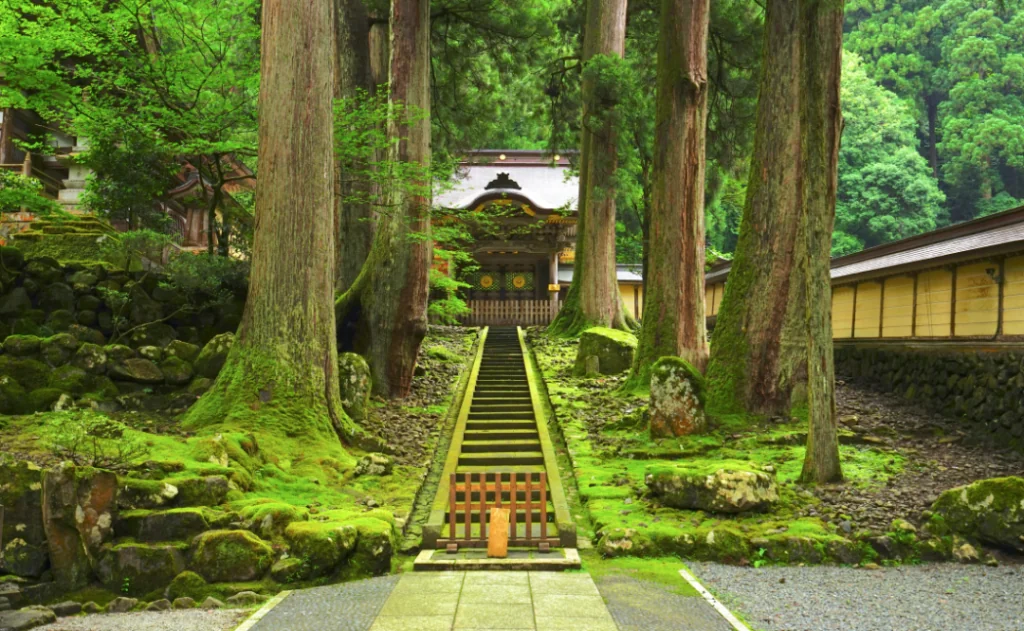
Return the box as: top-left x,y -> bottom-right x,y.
434,154 -> 579,211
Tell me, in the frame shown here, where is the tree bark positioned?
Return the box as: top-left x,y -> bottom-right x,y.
627,0 -> 710,388
335,0 -> 374,292
184,0 -> 352,446
338,0 -> 430,398
705,0 -> 844,484
548,0 -> 633,336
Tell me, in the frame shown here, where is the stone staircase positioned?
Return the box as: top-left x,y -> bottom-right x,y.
418,327 -> 578,569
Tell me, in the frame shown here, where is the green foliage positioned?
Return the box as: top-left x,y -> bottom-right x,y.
427,267 -> 471,325
42,410 -> 149,472
0,170 -> 62,216
834,53 -> 947,255
99,230 -> 174,272
80,132 -> 178,230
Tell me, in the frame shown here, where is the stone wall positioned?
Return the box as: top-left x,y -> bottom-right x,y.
0,249 -> 243,413
834,343 -> 1024,446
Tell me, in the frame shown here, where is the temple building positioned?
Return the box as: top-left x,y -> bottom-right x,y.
434,149 -> 643,326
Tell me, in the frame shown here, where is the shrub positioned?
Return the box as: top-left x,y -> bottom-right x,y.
44,410 -> 149,472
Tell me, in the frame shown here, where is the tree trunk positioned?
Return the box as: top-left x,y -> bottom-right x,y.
335,0 -> 374,292
184,0 -> 352,446
548,0 -> 633,336
705,0 -> 843,485
627,0 -> 710,388
797,0 -> 843,484
926,94 -> 939,179
337,0 -> 430,398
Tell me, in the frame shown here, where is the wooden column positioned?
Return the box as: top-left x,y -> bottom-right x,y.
549,251 -> 559,319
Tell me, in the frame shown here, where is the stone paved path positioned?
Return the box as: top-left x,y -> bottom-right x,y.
594,574 -> 732,631
369,571 -> 617,631
249,575 -> 400,631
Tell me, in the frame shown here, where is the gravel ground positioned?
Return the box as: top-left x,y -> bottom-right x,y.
34,609 -> 247,631
595,574 -> 733,631
249,575 -> 399,631
689,562 -> 1024,631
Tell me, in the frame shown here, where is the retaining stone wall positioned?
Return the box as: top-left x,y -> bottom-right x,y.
834,344 -> 1024,446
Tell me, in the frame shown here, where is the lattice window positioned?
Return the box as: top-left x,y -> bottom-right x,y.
472,272 -> 501,291
505,271 -> 534,291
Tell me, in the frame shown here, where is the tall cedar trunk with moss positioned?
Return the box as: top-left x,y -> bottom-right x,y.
627,0 -> 710,387
797,0 -> 844,484
548,0 -> 632,336
705,0 -> 843,482
184,0 -> 352,444
335,0 -> 374,291
337,0 -> 430,398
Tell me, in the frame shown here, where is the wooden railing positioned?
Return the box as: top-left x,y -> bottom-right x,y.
464,299 -> 559,326
439,472 -> 555,551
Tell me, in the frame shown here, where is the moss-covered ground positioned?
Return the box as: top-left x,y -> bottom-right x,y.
0,326 -> 478,602
528,330 -> 908,565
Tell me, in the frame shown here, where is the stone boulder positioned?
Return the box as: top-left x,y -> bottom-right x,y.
174,475 -> 230,507
239,503 -> 308,540
270,557 -> 308,583
40,333 -> 81,367
3,335 -> 41,357
645,463 -> 779,513
928,476 -> 1024,552
96,543 -> 188,597
71,343 -> 107,374
284,521 -> 357,578
165,340 -> 201,364
189,530 -> 274,582
39,282 -> 75,312
0,376 -> 28,415
117,478 -> 180,510
103,344 -> 136,364
127,286 -> 163,327
0,607 -> 57,630
226,591 -> 267,606
649,357 -> 706,437
338,353 -> 371,422
194,333 -> 234,378
0,461 -> 48,578
115,508 -> 211,543
127,323 -> 177,349
160,357 -> 194,386
105,597 -> 138,613
109,358 -> 164,384
41,464 -> 119,589
0,287 -> 32,316
354,453 -> 393,477
573,327 -> 636,376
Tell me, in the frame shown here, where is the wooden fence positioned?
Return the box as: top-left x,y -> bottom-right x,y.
439,472 -> 556,551
464,299 -> 559,326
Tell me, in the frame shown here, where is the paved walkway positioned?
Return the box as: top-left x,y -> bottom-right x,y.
369,571 -> 617,631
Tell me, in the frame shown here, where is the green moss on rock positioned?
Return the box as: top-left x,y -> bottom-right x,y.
189,530 -> 274,583
239,503 -> 309,540
3,334 -> 42,357
574,327 -> 637,376
194,333 -> 234,378
284,521 -> 357,578
96,542 -> 188,596
930,476 -> 1024,552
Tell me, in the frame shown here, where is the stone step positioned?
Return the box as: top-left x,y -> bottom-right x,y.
461,439 -> 542,453
463,429 -> 539,442
469,403 -> 534,413
465,420 -> 537,431
468,411 -> 535,421
458,451 -> 545,467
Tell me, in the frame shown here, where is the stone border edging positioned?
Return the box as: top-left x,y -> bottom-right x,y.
421,326 -> 490,548
518,326 -> 576,548
234,590 -> 293,631
677,568 -> 752,631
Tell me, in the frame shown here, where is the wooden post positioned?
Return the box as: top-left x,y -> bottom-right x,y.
996,257 -> 1006,339
911,273 -> 919,338
950,265 -> 958,338
878,279 -> 885,338
851,283 -> 859,338
487,508 -> 510,558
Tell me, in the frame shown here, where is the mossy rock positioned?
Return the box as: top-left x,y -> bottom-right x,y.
0,460 -> 48,577
187,377 -> 214,395
28,387 -> 66,411
39,282 -> 75,312
0,375 -> 30,415
46,309 -> 76,332
0,245 -> 26,270
76,310 -> 98,327
117,478 -> 182,510
284,521 -> 358,578
72,343 -> 108,374
96,542 -> 188,597
160,356 -> 194,386
650,356 -> 707,437
109,358 -> 164,384
3,334 -> 42,357
170,475 -> 231,507
239,503 -> 309,540
126,322 -> 177,349
115,508 -> 212,543
929,476 -> 1024,552
0,356 -> 50,391
573,327 -> 637,376
166,571 -> 211,602
425,345 -> 460,363
104,344 -> 136,363
269,557 -> 308,583
48,365 -> 92,395
68,270 -> 99,287
194,332 -> 234,378
338,517 -> 395,579
189,530 -> 274,583
645,461 -> 779,513
67,324 -> 105,346
77,294 -> 102,311
0,287 -> 32,316
40,333 -> 81,367
338,352 -> 371,422
165,340 -> 201,364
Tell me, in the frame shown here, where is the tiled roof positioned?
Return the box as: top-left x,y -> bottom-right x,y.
434,164 -> 579,211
